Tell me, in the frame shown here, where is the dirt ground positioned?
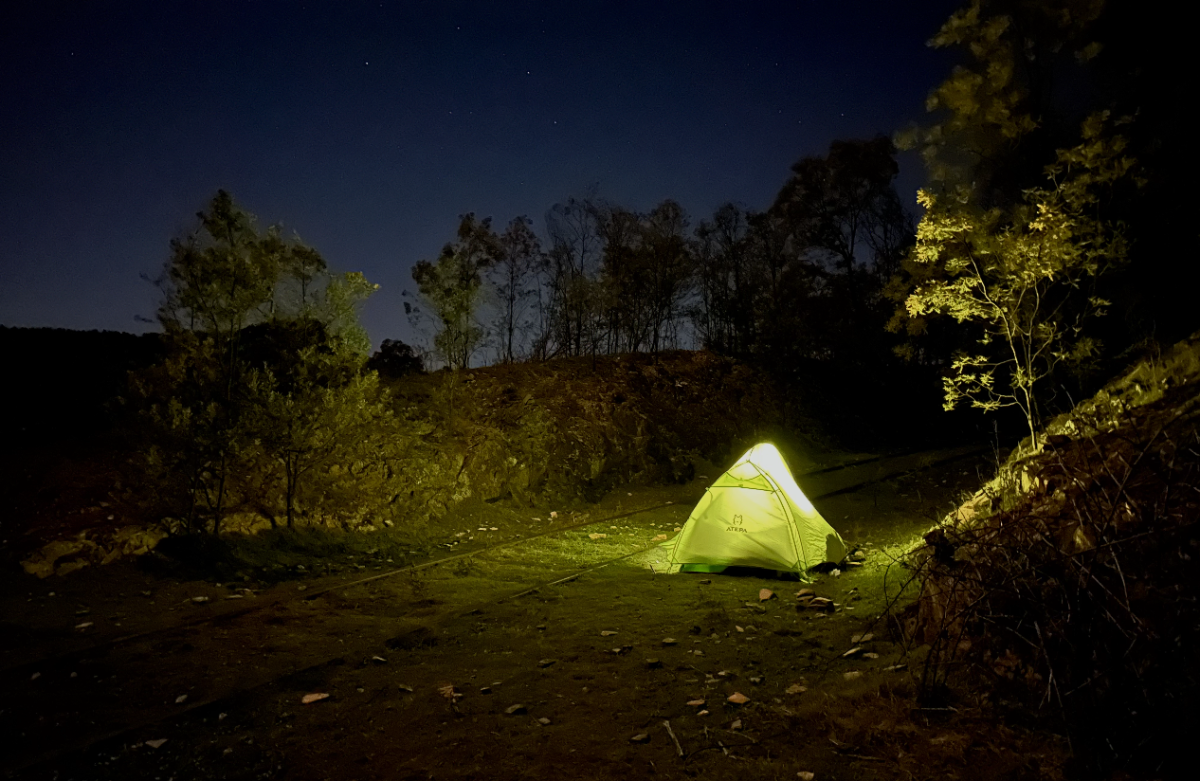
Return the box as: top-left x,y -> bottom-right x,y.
1,446 -> 1070,781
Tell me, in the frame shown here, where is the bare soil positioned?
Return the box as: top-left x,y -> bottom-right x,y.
1,445 -> 1074,781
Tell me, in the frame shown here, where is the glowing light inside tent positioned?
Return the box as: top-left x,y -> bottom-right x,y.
744,443 -> 816,512
669,442 -> 846,575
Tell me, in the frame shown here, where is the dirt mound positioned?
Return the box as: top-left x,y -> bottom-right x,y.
11,351 -> 791,573
383,351 -> 789,518
911,332 -> 1200,776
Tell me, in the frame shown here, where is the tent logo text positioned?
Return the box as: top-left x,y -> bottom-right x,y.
726,514 -> 747,533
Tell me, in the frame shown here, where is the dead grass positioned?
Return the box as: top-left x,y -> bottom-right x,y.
908,338 -> 1200,778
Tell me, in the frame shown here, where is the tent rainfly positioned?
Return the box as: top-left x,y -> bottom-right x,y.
669,443 -> 846,575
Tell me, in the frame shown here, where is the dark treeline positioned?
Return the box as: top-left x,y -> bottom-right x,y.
0,326 -> 164,443
406,136 -> 912,379
402,136 -> 964,450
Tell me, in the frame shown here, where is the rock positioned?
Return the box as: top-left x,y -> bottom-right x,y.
883,664 -> 907,672
850,633 -> 874,644
785,683 -> 807,695
175,694 -> 188,704
588,533 -> 607,540
699,579 -> 711,584
727,692 -> 749,704
537,717 -> 551,725
731,719 -> 743,730
630,733 -> 650,743
145,739 -> 167,749
749,676 -> 762,684
843,671 -> 862,681
687,699 -> 705,707
795,589 -> 815,598
863,652 -> 879,659
662,638 -> 677,646
601,630 -> 618,636
301,693 -> 329,704
841,646 -> 863,658
849,550 -> 867,562
371,656 -> 387,664
192,596 -> 209,604
653,534 -> 669,541
479,686 -> 492,694
538,658 -> 557,668
698,709 -> 710,716
74,622 -> 93,631
645,659 -> 663,669
798,772 -> 815,780
505,704 -> 527,715
735,625 -> 745,632
398,684 -> 414,692
759,588 -> 775,601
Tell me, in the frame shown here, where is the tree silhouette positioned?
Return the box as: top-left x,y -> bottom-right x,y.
134,191 -> 387,533
488,216 -> 544,364
411,214 -> 502,370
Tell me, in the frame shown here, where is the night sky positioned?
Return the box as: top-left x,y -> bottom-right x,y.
1,0 -> 959,348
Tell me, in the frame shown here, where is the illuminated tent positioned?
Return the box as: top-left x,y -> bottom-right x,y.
669,443 -> 846,575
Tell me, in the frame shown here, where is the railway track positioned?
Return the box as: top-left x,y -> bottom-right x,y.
1,443 -> 984,777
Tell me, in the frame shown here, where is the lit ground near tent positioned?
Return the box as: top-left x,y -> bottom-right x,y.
0,446 -> 1067,781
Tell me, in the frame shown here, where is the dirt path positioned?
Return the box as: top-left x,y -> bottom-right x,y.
2,445 -> 1065,781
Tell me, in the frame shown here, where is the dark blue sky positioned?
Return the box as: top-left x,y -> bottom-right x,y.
1,0 -> 959,348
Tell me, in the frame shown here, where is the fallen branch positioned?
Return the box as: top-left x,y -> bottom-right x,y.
662,719 -> 684,757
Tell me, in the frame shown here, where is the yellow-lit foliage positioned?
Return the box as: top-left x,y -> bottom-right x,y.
904,113 -> 1135,444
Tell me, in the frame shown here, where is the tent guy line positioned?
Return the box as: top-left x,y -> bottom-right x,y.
5,443 -> 979,774
0,501 -> 691,679
4,443 -> 979,682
